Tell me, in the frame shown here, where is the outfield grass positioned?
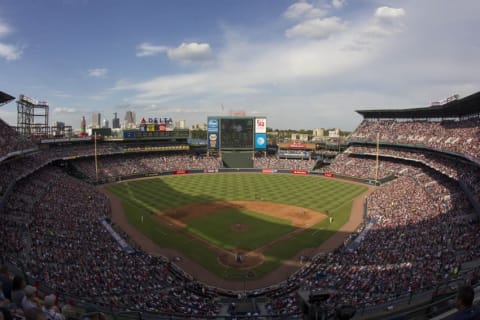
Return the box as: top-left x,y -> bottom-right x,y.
106,173 -> 367,279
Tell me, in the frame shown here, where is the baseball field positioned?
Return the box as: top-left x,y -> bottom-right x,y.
105,173 -> 367,283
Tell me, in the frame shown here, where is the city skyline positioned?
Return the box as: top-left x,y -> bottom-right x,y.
1,0 -> 480,131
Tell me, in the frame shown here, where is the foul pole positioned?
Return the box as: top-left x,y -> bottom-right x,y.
375,132 -> 380,181
94,132 -> 98,181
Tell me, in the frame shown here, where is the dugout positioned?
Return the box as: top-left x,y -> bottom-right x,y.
221,150 -> 254,168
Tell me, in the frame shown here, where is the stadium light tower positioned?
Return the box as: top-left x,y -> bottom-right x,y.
16,94 -> 49,138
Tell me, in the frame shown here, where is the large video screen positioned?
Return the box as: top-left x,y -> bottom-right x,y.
220,118 -> 254,149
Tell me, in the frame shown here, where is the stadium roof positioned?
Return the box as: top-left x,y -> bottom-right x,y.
356,91 -> 480,119
0,91 -> 15,107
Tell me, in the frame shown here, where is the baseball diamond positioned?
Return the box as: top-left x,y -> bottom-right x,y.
103,173 -> 369,289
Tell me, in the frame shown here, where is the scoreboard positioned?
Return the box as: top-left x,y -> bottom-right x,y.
220,118 -> 254,148
208,116 -> 267,150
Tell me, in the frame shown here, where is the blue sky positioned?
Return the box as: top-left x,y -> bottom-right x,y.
1,0 -> 479,130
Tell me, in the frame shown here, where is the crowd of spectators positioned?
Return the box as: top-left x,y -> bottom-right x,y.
344,145 -> 480,205
0,143 -> 214,196
325,151 -> 406,180
265,292 -> 301,317
70,153 -> 317,180
0,166 -> 221,317
1,142 -> 318,197
72,153 -> 220,180
2,115 -> 480,317
280,155 -> 480,314
0,119 -> 36,160
0,142 -> 122,196
278,150 -> 312,155
254,155 -> 316,170
348,118 -> 480,159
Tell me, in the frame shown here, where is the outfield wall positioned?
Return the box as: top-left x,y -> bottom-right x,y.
221,151 -> 254,168
93,167 -> 384,187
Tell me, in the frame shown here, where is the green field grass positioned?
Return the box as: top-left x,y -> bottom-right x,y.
186,208 -> 296,251
106,173 -> 367,279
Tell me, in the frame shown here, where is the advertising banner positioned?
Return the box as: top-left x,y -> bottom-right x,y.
173,170 -> 189,175
324,172 -> 334,178
159,123 -> 166,131
255,133 -> 267,149
208,133 -> 219,149
203,169 -> 219,173
208,118 -> 219,133
255,118 -> 267,133
288,143 -> 306,148
123,131 -> 135,139
146,124 -> 155,132
262,169 -> 278,174
292,169 -> 308,175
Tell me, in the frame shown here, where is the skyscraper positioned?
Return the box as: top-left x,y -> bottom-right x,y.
92,112 -> 101,128
112,112 -> 120,129
124,111 -> 136,128
175,120 -> 186,129
80,116 -> 86,135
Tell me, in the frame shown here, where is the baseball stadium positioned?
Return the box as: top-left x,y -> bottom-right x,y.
1,89 -> 480,320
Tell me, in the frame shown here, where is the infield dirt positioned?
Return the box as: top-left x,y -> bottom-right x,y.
156,200 -> 326,270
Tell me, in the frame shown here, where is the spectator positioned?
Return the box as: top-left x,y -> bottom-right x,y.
449,285 -> 480,320
0,119 -> 36,159
22,285 -> 40,311
24,308 -> 46,320
42,295 -> 64,320
0,267 -> 12,301
10,276 -> 26,308
0,283 -> 10,307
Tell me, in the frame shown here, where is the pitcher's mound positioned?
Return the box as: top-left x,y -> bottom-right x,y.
218,249 -> 264,270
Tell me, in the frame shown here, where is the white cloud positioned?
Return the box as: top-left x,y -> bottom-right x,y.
375,7 -> 406,19
105,0 -> 480,131
2,0 -> 479,132
285,17 -> 347,39
88,68 -> 108,77
0,43 -> 22,60
117,6 -> 394,126
116,27 -> 372,104
136,42 -> 168,57
0,19 -> 22,60
284,1 -> 326,20
51,92 -> 72,98
166,42 -> 213,63
136,41 -> 213,63
364,24 -> 396,37
54,107 -> 77,113
331,0 -> 346,9
365,7 -> 406,37
0,20 -> 11,38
